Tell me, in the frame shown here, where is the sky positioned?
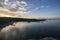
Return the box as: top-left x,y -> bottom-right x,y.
0,0 -> 60,18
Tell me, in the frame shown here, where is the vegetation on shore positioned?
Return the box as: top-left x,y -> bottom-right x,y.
0,17 -> 46,29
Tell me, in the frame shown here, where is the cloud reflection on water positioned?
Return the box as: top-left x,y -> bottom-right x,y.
0,20 -> 60,40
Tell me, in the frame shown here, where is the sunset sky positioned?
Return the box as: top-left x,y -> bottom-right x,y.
0,0 -> 60,18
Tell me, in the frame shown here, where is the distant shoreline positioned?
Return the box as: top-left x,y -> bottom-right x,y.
0,17 -> 46,22
0,17 -> 46,30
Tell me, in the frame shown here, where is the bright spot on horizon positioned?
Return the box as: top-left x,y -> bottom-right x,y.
0,0 -> 60,18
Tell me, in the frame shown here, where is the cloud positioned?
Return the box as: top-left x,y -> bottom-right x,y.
29,7 -> 40,13
40,5 -> 50,9
35,7 -> 39,10
9,1 -> 28,12
8,1 -> 28,13
0,0 -> 4,7
46,5 -> 50,8
4,0 -> 9,5
40,5 -> 45,8
0,0 -> 28,14
0,0 -> 8,7
0,0 -> 9,11
20,1 -> 28,6
0,7 -> 9,11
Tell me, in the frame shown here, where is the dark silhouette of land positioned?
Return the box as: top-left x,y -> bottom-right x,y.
0,17 -> 46,30
0,17 -> 60,40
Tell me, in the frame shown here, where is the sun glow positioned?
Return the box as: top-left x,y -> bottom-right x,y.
0,14 -> 15,17
0,11 -> 21,18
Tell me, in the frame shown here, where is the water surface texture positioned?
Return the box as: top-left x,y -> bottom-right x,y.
0,20 -> 60,40
25,20 -> 60,38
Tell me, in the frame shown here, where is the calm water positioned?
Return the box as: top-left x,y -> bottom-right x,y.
0,20 -> 60,40
24,20 -> 60,39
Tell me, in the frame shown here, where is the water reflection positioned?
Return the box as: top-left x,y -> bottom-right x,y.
0,20 -> 60,40
1,22 -> 25,32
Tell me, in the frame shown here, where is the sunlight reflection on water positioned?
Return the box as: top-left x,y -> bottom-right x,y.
0,20 -> 60,40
